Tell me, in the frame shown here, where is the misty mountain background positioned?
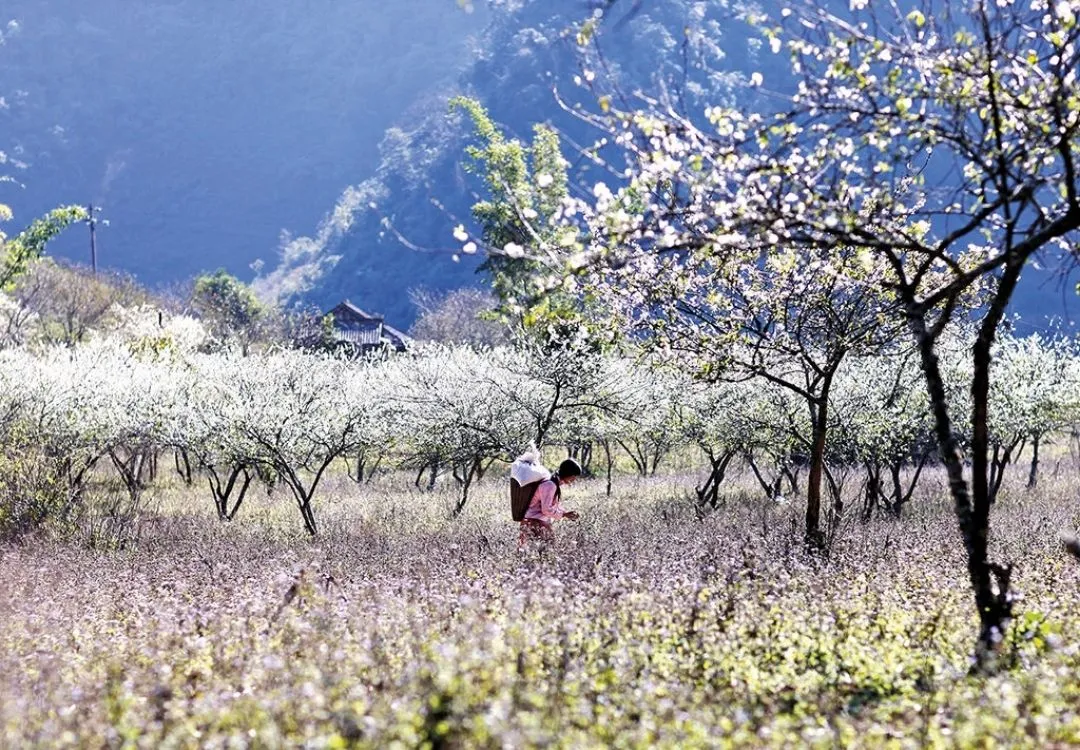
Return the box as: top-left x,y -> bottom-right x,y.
2,0 -> 1077,328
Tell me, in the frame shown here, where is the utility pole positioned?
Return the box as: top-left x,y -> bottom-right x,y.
87,203 -> 98,274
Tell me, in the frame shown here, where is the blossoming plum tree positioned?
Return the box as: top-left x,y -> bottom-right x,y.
533,0 -> 1080,668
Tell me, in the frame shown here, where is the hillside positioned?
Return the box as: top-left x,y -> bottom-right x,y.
2,0 -> 1077,327
0,0 -> 486,299
256,0 -> 1080,328
254,0 -> 767,325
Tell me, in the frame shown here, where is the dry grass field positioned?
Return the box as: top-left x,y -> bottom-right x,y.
2,466 -> 1080,748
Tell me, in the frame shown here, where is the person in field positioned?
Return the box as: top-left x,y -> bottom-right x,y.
519,458 -> 581,546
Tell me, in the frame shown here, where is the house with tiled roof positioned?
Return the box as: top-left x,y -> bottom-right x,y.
325,300 -> 412,354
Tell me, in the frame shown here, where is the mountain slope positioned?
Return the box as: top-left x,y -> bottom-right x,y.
0,1 -> 486,288
257,0 -> 760,325
277,0 -> 1078,329
3,1 -> 1075,328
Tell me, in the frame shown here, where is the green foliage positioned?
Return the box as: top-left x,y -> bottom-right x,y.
191,269 -> 270,354
0,205 -> 88,290
450,97 -> 574,325
451,97 -> 621,350
315,310 -> 336,350
0,424 -> 80,540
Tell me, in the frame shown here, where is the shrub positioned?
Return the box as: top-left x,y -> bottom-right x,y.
0,426 -> 80,541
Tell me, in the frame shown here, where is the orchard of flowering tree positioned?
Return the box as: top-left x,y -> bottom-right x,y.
4,315 -> 1080,743
3,328 -> 1078,536
6,0 -> 1080,745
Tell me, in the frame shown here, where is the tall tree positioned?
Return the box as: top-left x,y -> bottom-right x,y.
555,0 -> 1080,668
578,230 -> 907,547
451,96 -> 602,343
190,270 -> 269,355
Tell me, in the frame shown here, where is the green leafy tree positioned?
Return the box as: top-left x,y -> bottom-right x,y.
190,269 -> 269,355
0,206 -> 88,291
451,96 -> 604,344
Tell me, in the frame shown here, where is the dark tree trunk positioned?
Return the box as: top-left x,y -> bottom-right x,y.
299,502 -> 318,536
1027,433 -> 1041,489
804,377 -> 832,553
746,452 -> 785,500
568,441 -> 594,472
602,440 -> 614,497
474,457 -> 494,482
347,449 -> 384,484
783,463 -> 800,498
823,463 -> 844,525
535,382 -> 562,447
62,452 -> 102,501
414,460 -> 441,491
988,444 -> 1008,505
277,458 -> 336,537
367,454 -> 384,483
888,451 -> 929,517
174,448 -> 193,486
696,451 -> 734,508
746,453 -> 770,497
909,257 -> 1021,671
862,461 -> 883,520
427,461 -> 440,492
206,464 -> 253,521
348,449 -> 368,484
452,458 -> 482,517
616,439 -> 649,477
914,317 -> 1003,659
109,447 -> 149,507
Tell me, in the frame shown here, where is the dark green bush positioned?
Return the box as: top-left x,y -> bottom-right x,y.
0,428 -> 81,541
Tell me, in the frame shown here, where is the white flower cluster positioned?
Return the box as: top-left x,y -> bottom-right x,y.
0,322 -> 1077,531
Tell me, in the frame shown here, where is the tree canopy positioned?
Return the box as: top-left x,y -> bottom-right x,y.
453,0 -> 1080,668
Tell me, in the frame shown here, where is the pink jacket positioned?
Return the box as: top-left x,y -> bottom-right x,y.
523,479 -> 566,525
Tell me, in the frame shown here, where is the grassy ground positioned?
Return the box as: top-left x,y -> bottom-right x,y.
2,465 -> 1080,748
